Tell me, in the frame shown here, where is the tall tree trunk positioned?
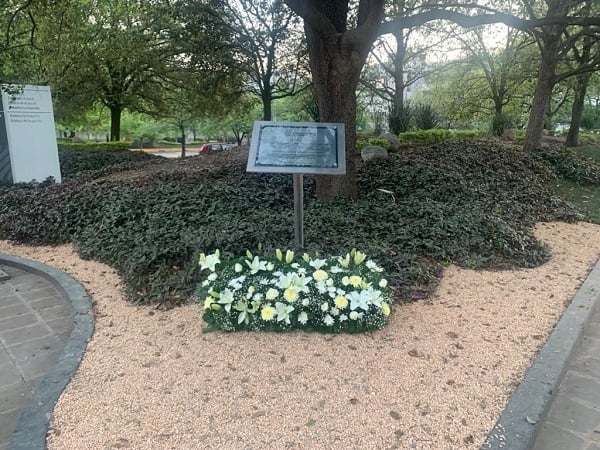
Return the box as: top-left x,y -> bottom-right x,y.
180,127 -> 186,158
523,34 -> 561,151
109,105 -> 122,141
306,32 -> 365,201
566,72 -> 592,148
262,86 -> 273,121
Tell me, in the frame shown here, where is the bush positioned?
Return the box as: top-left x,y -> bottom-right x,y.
413,103 -> 439,130
532,147 -> 600,185
389,101 -> 412,134
0,140 -> 586,308
58,148 -> 159,180
398,129 -> 484,144
356,138 -> 391,151
491,112 -> 514,136
57,141 -> 131,151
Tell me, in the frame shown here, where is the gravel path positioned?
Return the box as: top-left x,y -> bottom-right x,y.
1,221 -> 599,449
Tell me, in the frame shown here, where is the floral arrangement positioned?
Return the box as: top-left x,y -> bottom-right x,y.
197,248 -> 393,333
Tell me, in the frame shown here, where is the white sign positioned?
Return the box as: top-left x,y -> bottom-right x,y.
247,121 -> 345,174
0,85 -> 61,183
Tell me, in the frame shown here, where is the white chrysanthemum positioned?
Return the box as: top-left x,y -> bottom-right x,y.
379,278 -> 388,288
266,288 -> 279,300
320,302 -> 329,312
298,311 -> 308,325
323,314 -> 335,326
349,311 -> 360,320
302,298 -> 310,307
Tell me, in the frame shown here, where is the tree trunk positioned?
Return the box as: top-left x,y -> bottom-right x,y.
262,87 -> 273,121
180,127 -> 186,158
566,72 -> 592,148
109,105 -> 122,141
305,27 -> 374,201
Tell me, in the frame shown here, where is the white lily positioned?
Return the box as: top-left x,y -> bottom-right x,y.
199,251 -> 220,272
275,301 -> 294,324
245,256 -> 267,274
347,290 -> 371,312
309,258 -> 327,270
218,288 -> 235,312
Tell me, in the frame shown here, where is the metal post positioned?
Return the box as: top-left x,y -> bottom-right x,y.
293,173 -> 304,249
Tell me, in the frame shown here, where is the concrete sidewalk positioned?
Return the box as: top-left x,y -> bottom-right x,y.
483,258 -> 600,450
531,301 -> 600,450
0,255 -> 93,450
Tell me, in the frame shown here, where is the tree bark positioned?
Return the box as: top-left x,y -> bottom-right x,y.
109,105 -> 122,141
294,1 -> 384,201
180,127 -> 186,158
523,31 -> 562,151
566,72 -> 592,147
262,89 -> 273,121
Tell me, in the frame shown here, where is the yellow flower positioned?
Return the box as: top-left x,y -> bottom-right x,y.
283,288 -> 298,302
334,295 -> 348,309
349,275 -> 362,287
313,269 -> 328,281
261,306 -> 276,321
381,302 -> 391,316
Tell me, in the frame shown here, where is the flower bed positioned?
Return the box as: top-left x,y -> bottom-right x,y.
197,248 -> 393,333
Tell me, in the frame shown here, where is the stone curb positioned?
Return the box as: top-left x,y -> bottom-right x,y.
0,253 -> 94,450
481,257 -> 600,450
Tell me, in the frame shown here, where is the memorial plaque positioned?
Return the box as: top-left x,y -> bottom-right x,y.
247,121 -> 345,174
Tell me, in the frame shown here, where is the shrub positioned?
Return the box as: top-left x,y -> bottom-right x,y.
356,138 -> 391,151
0,140 -> 586,308
491,112 -> 514,136
398,129 -> 484,144
389,101 -> 412,134
413,103 -> 439,130
58,148 -> 159,179
532,147 -> 600,185
57,141 -> 131,151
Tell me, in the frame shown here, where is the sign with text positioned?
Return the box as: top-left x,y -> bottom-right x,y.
0,85 -> 61,184
247,121 -> 345,174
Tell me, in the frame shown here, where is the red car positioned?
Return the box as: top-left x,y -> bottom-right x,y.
199,142 -> 230,155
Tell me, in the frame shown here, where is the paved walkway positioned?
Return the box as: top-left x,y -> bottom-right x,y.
531,302 -> 600,450
0,264 -> 72,450
0,255 -> 93,450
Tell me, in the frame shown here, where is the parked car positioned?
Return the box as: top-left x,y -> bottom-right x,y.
199,142 -> 232,155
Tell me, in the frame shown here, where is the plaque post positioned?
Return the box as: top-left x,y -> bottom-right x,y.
293,173 -> 304,248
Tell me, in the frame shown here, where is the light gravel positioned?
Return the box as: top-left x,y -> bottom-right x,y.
1,221 -> 600,449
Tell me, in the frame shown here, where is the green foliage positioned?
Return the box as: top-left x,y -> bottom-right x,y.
57,141 -> 131,151
413,103 -> 439,130
0,140 -> 588,308
532,147 -> 600,185
388,101 -> 412,134
491,112 -> 515,136
58,148 -> 158,180
356,138 -> 391,151
398,129 -> 484,144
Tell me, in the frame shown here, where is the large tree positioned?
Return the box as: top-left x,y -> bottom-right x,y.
283,0 -> 600,200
